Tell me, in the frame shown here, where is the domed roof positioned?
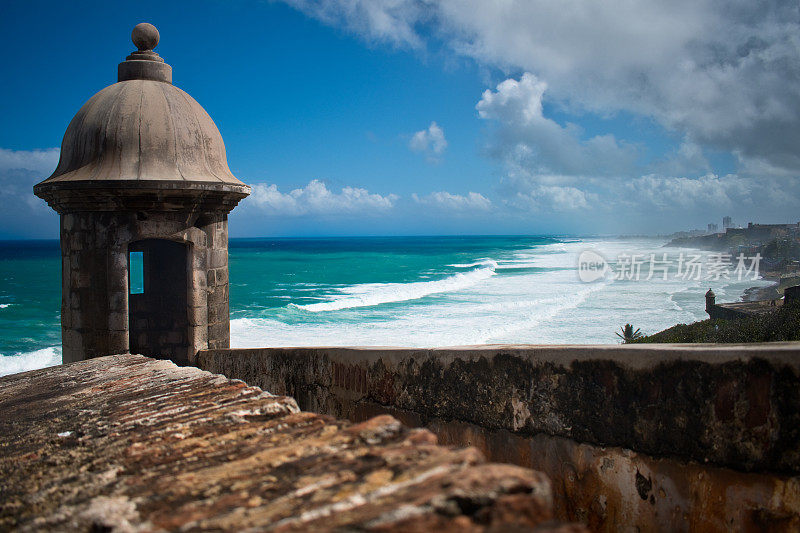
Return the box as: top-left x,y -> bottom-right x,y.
35,23 -> 249,205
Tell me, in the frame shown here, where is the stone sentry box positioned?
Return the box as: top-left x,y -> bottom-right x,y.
34,23 -> 249,365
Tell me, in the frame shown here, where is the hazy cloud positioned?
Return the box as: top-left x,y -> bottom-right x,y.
413,190 -> 491,210
283,0 -> 428,48
0,148 -> 60,238
627,174 -> 752,211
648,140 -> 712,178
0,148 -> 60,175
507,184 -> 592,212
0,147 -> 60,203
498,168 -> 595,212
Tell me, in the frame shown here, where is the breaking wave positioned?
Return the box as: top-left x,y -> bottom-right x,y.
475,280 -> 611,343
448,258 -> 497,268
289,265 -> 496,312
495,262 -> 539,270
0,346 -> 61,377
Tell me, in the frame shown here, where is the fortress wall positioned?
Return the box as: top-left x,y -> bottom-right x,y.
707,304 -> 754,320
198,343 -> 800,532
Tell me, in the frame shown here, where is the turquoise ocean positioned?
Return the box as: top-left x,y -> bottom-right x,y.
0,236 -> 771,376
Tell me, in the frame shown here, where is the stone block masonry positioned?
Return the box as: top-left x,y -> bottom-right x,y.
198,343 -> 800,531
58,210 -> 234,365
0,354 -> 582,532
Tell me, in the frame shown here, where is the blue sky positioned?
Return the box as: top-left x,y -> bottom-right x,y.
2,0 -> 799,238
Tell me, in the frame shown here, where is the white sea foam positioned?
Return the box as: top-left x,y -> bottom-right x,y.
448,258 -> 497,268
232,237 -> 769,347
231,270 -> 611,347
529,242 -> 568,253
0,304 -> 12,309
229,257 -> 767,348
289,265 -> 497,312
495,262 -> 539,269
0,346 -> 61,377
475,280 -> 612,343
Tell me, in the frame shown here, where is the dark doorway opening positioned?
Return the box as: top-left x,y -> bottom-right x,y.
128,239 -> 190,363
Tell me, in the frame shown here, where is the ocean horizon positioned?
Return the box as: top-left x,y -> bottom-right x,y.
0,235 -> 771,376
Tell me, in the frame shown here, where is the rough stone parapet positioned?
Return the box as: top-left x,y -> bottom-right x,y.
0,355 -> 573,532
708,300 -> 783,319
197,344 -> 800,531
197,344 -> 800,473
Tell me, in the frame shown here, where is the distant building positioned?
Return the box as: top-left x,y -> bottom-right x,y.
746,222 -> 800,230
737,222 -> 800,243
707,223 -> 719,234
723,216 -> 732,229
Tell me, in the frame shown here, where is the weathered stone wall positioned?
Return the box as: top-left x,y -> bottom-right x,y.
708,303 -> 754,320
0,354 -> 580,532
60,210 -> 231,365
205,214 -> 230,351
198,343 -> 800,531
60,211 -> 129,362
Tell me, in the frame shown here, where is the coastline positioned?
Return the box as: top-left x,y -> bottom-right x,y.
742,275 -> 781,302
743,272 -> 800,302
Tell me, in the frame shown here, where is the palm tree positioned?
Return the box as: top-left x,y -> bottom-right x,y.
616,323 -> 643,343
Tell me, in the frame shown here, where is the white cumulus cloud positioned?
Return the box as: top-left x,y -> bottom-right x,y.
409,121 -> 448,161
282,0 -> 800,173
238,2 -> 800,231
248,179 -> 398,216
476,73 -> 638,178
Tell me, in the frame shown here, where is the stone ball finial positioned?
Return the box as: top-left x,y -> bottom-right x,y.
132,23 -> 159,51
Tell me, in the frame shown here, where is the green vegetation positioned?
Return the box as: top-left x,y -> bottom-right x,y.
631,304 -> 800,343
616,323 -> 643,343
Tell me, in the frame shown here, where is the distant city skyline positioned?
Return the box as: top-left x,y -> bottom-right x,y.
2,0 -> 799,238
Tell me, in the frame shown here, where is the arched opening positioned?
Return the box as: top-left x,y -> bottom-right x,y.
128,239 -> 190,364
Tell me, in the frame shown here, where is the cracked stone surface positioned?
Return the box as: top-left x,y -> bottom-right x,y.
0,354 -> 577,532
